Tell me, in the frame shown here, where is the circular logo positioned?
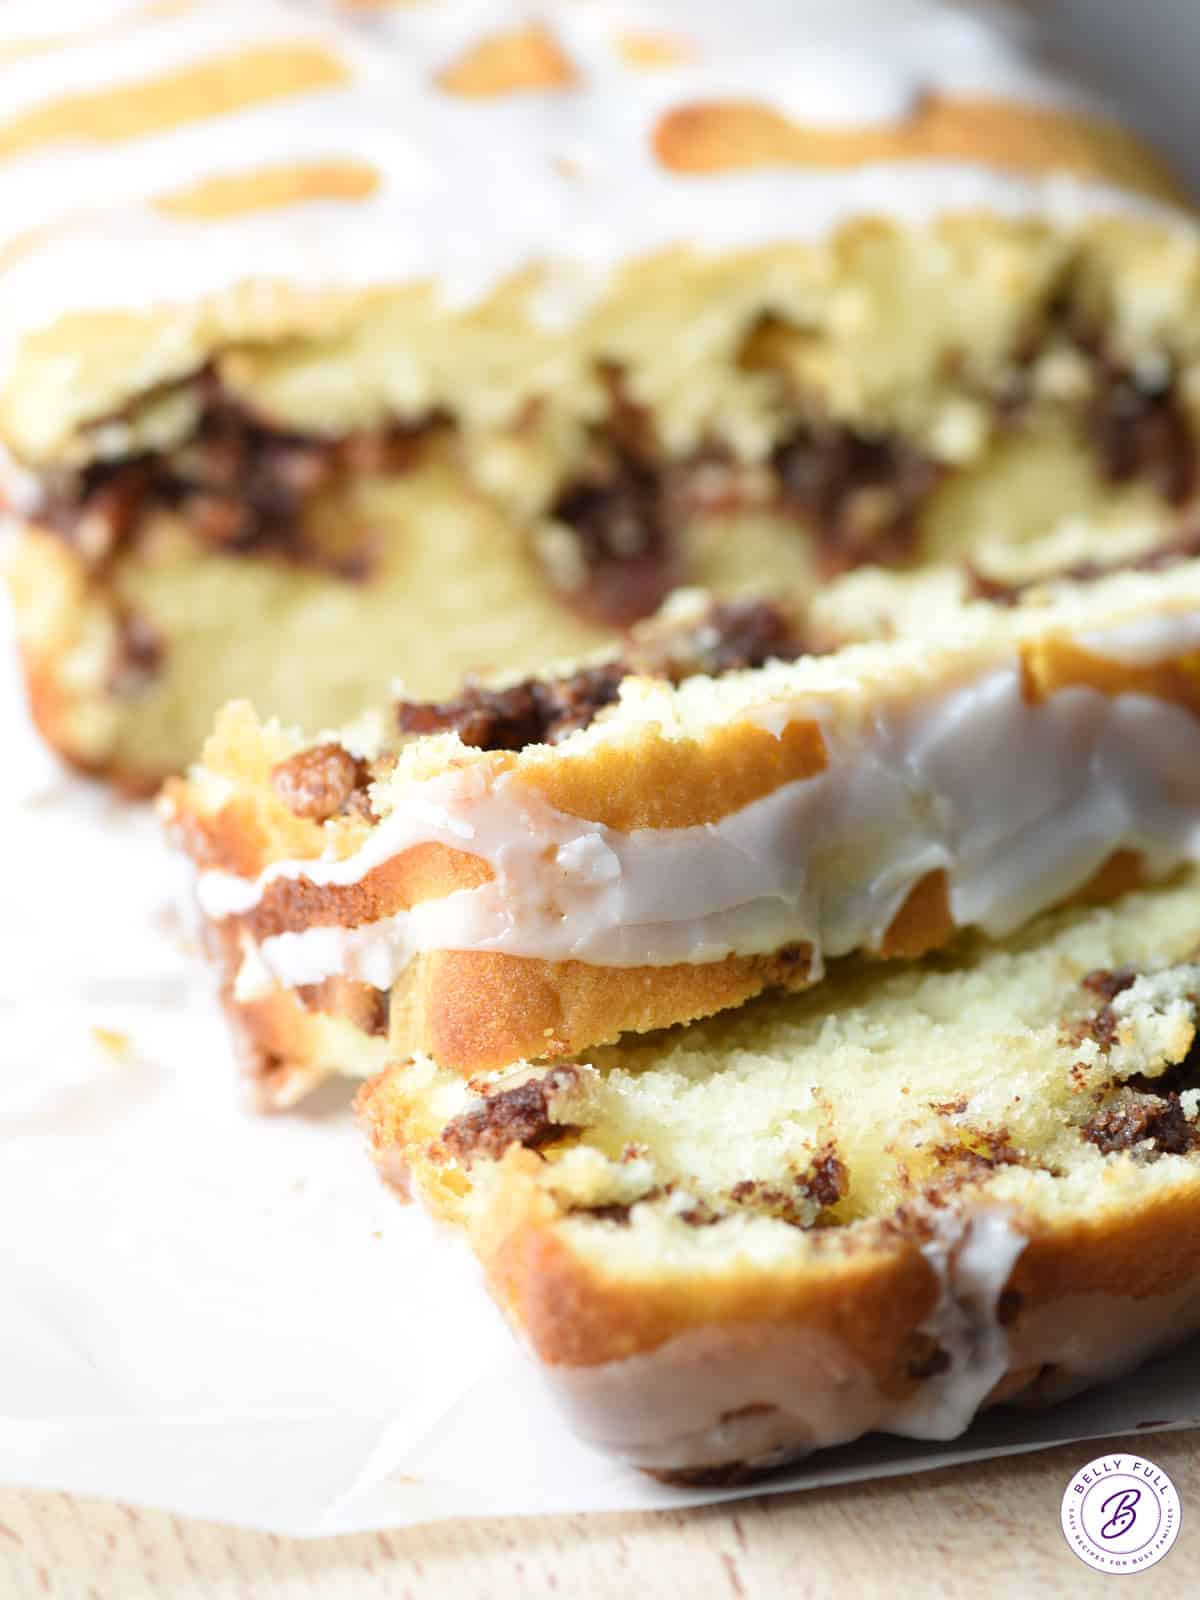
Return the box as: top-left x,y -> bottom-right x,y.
1061,1454 -> 1182,1574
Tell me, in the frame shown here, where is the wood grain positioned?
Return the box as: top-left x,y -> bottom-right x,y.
1,1429 -> 1196,1598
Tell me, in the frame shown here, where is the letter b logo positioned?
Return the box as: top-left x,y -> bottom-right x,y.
1100,1487 -> 1141,1541
1062,1457 -> 1181,1573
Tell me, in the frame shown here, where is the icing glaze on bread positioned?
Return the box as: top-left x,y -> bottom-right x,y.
0,0 -> 1187,459
167,562 -> 1200,1086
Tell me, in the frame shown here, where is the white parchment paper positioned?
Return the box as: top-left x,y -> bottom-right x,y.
0,600 -> 1197,1535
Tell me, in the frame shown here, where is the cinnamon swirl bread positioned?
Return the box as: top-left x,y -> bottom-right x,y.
5,0 -> 1200,786
357,862 -> 1200,1479
166,560 -> 1200,1105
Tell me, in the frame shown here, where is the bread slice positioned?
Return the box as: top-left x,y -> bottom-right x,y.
166,559 -> 1200,1104
6,1 -> 1200,785
358,871 -> 1200,1480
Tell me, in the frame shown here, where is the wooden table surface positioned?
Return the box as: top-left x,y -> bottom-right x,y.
2,1426 -> 1196,1598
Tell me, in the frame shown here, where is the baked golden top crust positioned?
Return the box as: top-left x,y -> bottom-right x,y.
0,0 -> 1188,463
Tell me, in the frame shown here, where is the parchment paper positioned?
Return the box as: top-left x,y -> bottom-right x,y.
1,597 -> 1196,1535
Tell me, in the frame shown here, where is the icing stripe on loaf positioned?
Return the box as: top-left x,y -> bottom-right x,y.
0,0 -> 1189,397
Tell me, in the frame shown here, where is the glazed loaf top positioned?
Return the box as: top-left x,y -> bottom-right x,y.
0,0 -> 1189,463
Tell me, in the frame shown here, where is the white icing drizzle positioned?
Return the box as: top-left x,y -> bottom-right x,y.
195,608 -> 1200,994
890,1208 -> 1026,1440
0,0 -> 156,44
1081,610 -> 1200,665
0,8 -> 321,126
0,0 -> 1186,392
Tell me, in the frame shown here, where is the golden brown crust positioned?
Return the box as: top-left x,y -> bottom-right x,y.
876,869 -> 953,960
1022,633 -> 1200,714
653,93 -> 1190,207
436,24 -> 578,98
516,718 -> 828,832
156,159 -> 382,221
1072,847 -> 1148,905
478,1176 -> 1200,1375
357,1063 -> 1200,1476
479,1179 -> 926,1380
5,528 -> 162,796
0,42 -> 349,163
406,945 -> 817,1075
